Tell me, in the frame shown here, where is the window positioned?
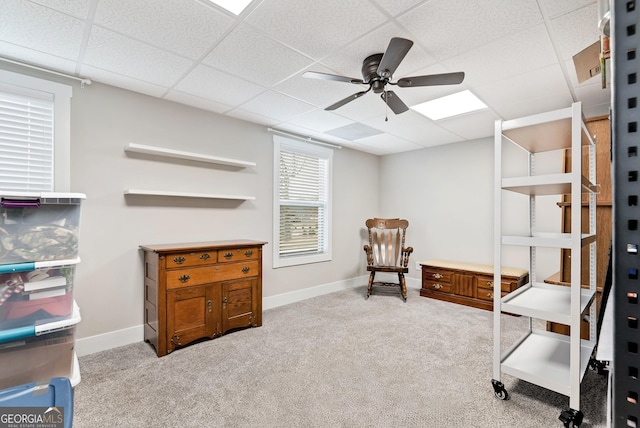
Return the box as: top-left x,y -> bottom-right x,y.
0,70 -> 72,192
273,135 -> 332,268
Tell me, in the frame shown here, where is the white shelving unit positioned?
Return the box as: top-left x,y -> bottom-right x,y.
492,102 -> 597,426
124,143 -> 256,168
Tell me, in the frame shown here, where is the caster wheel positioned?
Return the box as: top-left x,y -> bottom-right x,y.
491,379 -> 510,401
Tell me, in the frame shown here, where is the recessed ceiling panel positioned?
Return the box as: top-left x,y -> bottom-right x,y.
548,4 -> 600,61
325,122 -> 384,140
435,108 -> 500,141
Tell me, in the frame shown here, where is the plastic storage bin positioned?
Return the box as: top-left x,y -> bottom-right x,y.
0,301 -> 80,389
0,258 -> 78,330
0,377 -> 73,428
0,192 -> 85,265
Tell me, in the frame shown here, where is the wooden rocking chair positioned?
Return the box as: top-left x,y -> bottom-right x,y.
363,218 -> 413,301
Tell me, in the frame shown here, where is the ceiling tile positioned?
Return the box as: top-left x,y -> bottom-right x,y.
173,64 -> 266,106
83,27 -> 195,87
435,108 -> 501,140
362,110 -> 443,143
539,0 -> 596,18
373,0 -> 427,17
93,0 -> 234,60
355,133 -> 423,154
164,90 -> 233,115
548,4 -> 600,61
225,109 -> 280,127
0,0 -> 85,60
444,24 -> 558,87
236,90 -> 317,122
397,0 -> 543,61
474,64 -> 574,120
202,23 -> 313,87
284,109 -> 354,133
0,42 -> 78,74
245,0 -> 389,59
79,65 -> 169,97
29,0 -> 93,18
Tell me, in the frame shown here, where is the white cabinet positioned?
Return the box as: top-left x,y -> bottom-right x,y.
491,103 -> 597,426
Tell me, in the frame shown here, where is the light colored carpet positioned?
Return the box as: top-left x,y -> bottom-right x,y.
73,286 -> 607,427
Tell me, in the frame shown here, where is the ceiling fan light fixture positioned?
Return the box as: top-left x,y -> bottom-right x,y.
411,90 -> 488,121
205,0 -> 253,15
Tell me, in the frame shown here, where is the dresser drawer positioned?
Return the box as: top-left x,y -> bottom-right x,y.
423,280 -> 452,294
477,276 -> 519,293
476,288 -> 507,302
218,247 -> 260,263
167,266 -> 216,289
423,269 -> 451,283
165,251 -> 216,269
166,261 -> 260,289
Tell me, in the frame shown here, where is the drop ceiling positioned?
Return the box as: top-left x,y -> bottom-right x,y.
0,0 -> 610,155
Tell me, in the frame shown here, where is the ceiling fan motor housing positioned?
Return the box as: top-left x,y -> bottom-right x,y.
362,53 -> 387,92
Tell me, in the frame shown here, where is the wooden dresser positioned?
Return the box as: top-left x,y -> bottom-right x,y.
420,260 -> 528,311
141,240 -> 266,357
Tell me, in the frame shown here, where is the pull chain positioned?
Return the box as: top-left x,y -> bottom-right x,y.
384,90 -> 389,121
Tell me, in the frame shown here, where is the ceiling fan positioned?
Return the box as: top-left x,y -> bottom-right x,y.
303,37 -> 465,115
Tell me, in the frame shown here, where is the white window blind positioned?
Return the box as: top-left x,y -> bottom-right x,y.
273,135 -> 332,267
0,89 -> 54,191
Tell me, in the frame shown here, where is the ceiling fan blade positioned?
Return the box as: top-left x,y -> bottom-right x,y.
381,91 -> 409,114
397,71 -> 465,87
325,90 -> 370,110
303,71 -> 364,84
377,37 -> 414,78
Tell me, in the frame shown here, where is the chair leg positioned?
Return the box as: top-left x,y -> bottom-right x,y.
399,273 -> 407,301
367,271 -> 375,299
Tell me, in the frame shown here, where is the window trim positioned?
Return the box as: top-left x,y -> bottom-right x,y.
0,69 -> 72,192
273,135 -> 333,268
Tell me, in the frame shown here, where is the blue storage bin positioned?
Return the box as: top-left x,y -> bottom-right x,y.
0,377 -> 73,428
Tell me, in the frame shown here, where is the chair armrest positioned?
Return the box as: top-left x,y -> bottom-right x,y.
401,246 -> 413,267
363,244 -> 373,265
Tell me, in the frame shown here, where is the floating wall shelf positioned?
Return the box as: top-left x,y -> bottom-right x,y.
124,189 -> 255,201
124,143 -> 256,168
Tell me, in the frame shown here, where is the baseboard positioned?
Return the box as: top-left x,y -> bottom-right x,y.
75,275 -> 421,356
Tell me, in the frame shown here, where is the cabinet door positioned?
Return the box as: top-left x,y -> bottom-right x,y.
452,273 -> 474,297
167,285 -> 220,353
221,278 -> 258,333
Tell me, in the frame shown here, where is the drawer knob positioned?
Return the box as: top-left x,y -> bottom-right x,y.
487,292 -> 494,298
224,252 -> 233,259
223,297 -> 228,309
207,299 -> 212,313
487,281 -> 493,287
242,266 -> 250,274
200,253 -> 211,261
432,273 -> 443,279
178,274 -> 191,283
433,283 -> 442,289
173,256 -> 186,264
244,250 -> 253,257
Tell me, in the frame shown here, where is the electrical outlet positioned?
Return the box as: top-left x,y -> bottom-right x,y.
415,262 -> 421,270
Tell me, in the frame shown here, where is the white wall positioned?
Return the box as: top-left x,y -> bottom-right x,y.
63,78 -> 380,348
378,137 -> 563,282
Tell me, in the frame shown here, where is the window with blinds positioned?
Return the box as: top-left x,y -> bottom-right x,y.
0,89 -> 54,191
273,135 -> 332,267
0,70 -> 72,193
